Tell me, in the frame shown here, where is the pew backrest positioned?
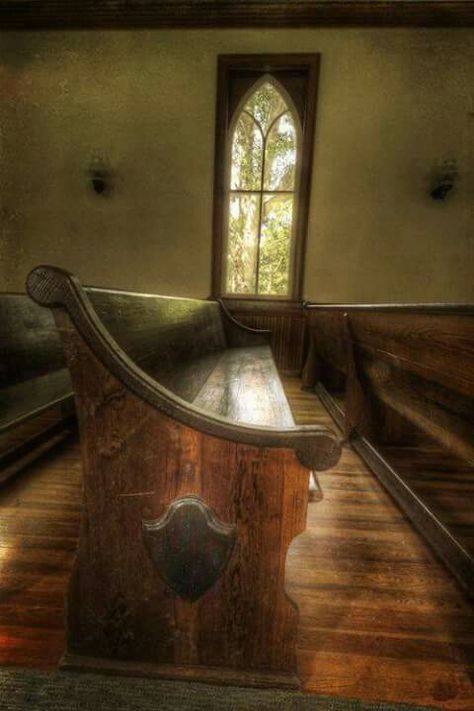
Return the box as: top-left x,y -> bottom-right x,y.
305,303 -> 474,463
87,288 -> 229,402
0,294 -> 65,388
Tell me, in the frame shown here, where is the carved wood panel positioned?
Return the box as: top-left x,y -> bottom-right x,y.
58,309 -> 310,686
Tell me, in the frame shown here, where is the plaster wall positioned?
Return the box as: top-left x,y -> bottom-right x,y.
1,28 -> 472,301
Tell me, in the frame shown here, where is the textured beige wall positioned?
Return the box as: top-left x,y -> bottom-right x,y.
1,29 -> 473,301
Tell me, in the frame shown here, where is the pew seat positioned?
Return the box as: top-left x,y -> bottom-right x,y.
85,286 -> 295,429
193,345 -> 294,427
27,266 -> 341,690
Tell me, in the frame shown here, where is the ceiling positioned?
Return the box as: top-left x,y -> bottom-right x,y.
0,1 -> 473,30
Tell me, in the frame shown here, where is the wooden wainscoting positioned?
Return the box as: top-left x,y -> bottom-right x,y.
224,299 -> 306,375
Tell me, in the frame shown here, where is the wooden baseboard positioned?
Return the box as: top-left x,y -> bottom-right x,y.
314,383 -> 345,432
352,435 -> 474,597
61,653 -> 301,690
314,383 -> 474,598
0,418 -> 76,485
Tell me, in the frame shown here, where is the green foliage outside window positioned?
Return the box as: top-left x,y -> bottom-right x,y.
225,81 -> 298,296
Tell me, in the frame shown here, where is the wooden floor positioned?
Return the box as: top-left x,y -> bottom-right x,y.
0,376 -> 473,709
380,445 -> 474,558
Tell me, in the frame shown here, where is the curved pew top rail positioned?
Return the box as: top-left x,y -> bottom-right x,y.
27,266 -> 341,472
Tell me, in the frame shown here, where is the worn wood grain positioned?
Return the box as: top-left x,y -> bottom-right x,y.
59,324 -> 311,686
380,445 -> 474,559
27,266 -> 341,472
88,288 -> 227,401
304,305 -> 474,460
25,266 -> 342,686
1,1 -> 473,29
303,304 -> 474,595
193,346 -> 294,427
1,378 -> 473,708
350,312 -> 474,398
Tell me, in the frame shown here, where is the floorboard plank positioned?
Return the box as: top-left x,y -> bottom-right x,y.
0,376 -> 472,709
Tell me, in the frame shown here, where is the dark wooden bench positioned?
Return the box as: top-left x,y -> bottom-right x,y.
87,287 -> 296,429
303,302 -> 474,595
27,265 -> 341,689
0,294 -> 75,483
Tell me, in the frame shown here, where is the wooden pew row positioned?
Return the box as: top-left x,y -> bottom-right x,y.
303,303 -> 474,596
27,265 -> 341,689
0,294 -> 75,484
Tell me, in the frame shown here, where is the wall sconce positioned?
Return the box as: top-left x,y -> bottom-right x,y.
88,152 -> 114,197
429,159 -> 458,201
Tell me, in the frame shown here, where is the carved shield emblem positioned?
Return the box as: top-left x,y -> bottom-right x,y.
142,496 -> 236,602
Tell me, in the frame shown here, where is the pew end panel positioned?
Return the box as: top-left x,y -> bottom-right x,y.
60,345 -> 311,687
27,265 -> 341,688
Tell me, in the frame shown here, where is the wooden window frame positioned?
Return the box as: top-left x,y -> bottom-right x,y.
211,54 -> 320,302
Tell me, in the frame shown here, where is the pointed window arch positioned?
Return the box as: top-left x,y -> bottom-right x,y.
226,79 -> 300,296
212,55 -> 320,300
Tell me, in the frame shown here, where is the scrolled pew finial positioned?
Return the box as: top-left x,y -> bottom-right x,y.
294,433 -> 342,472
26,265 -> 77,308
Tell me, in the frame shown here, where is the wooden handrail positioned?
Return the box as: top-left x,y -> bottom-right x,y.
304,302 -> 474,313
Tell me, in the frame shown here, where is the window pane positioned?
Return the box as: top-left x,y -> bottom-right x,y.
244,82 -> 287,136
258,194 -> 293,296
230,113 -> 263,190
226,194 -> 260,294
264,112 -> 297,191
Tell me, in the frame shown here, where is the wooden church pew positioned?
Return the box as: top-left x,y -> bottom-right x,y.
27,265 -> 341,689
0,294 -> 75,484
303,302 -> 474,596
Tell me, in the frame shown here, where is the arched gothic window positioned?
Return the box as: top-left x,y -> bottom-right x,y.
212,55 -> 320,301
226,79 -> 300,296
